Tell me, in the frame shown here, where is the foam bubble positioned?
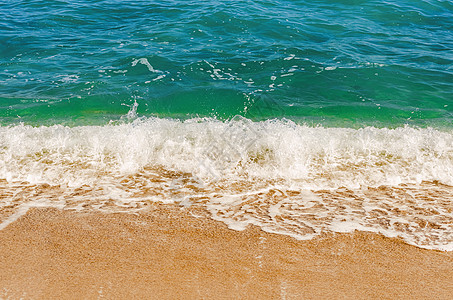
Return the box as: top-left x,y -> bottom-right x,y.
1,117 -> 452,188
1,118 -> 452,250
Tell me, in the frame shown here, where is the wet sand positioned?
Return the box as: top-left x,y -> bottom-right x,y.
0,203 -> 452,299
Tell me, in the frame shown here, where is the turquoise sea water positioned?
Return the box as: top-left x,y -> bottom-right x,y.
1,0 -> 452,127
1,1 -> 453,250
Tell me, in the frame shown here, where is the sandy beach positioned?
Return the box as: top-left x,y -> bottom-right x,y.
0,203 -> 452,299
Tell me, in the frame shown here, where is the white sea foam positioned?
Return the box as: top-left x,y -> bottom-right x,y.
0,118 -> 452,250
131,58 -> 160,73
4,117 -> 451,187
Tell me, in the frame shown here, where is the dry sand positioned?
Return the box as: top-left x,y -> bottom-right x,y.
0,203 -> 452,299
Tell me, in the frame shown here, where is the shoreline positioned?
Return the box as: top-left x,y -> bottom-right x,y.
1,204 -> 452,299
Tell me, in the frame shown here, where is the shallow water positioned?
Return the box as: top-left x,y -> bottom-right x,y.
0,119 -> 452,250
1,0 -> 452,126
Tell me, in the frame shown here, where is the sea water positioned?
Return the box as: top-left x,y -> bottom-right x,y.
1,0 -> 452,250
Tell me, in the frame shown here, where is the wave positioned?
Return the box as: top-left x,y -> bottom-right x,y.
1,117 -> 452,251
1,117 -> 452,187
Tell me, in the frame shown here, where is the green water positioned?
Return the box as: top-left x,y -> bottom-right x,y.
0,0 -> 452,127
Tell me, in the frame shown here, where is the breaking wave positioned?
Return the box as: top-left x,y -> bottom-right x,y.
1,117 -> 452,251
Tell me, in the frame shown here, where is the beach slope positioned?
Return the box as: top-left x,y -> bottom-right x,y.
1,204 -> 452,299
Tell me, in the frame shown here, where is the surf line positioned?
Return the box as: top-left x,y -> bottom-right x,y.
0,200 -> 61,231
